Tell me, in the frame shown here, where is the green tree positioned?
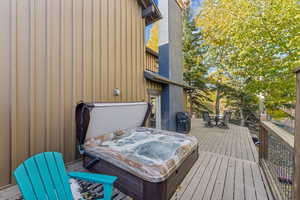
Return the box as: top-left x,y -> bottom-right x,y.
198,0 -> 300,112
225,89 -> 259,126
183,2 -> 210,114
207,70 -> 232,115
224,76 -> 260,126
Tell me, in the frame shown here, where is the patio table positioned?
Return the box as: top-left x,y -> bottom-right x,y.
210,115 -> 222,126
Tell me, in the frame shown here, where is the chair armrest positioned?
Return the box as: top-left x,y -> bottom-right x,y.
68,172 -> 117,185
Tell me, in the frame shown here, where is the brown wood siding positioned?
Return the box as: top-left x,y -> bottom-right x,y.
0,0 -> 146,187
146,80 -> 162,92
145,51 -> 159,73
145,51 -> 162,97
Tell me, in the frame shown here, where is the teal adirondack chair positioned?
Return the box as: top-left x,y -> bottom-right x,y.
14,152 -> 117,200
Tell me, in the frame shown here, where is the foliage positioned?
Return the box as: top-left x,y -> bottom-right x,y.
183,2 -> 211,114
207,70 -> 232,115
225,87 -> 260,120
147,23 -> 159,53
187,89 -> 213,113
197,0 -> 300,111
267,109 -> 290,120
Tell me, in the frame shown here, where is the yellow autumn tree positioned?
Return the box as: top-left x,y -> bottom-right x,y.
197,0 -> 300,110
147,22 -> 159,53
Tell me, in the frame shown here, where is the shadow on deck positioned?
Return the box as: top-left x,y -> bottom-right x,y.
172,119 -> 274,200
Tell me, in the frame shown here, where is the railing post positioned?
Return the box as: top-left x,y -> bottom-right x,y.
259,123 -> 263,163
259,123 -> 268,164
294,68 -> 300,200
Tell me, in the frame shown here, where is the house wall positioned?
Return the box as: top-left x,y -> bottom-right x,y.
158,0 -> 184,131
145,50 -> 159,73
146,81 -> 162,92
0,0 -> 146,187
145,51 -> 162,92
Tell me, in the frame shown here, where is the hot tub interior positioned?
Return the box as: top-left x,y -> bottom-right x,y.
85,127 -> 198,182
100,128 -> 191,165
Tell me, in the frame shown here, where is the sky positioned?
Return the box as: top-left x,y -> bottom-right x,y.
191,0 -> 202,16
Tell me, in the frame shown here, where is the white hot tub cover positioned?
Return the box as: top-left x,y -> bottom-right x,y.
76,102 -> 198,183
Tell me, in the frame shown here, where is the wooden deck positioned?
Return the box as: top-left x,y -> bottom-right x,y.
171,119 -> 273,200
195,122 -> 259,162
0,119 -> 273,200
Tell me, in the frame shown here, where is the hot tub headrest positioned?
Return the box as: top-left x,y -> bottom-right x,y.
76,102 -> 151,145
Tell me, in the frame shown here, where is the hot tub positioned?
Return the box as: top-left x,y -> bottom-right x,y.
76,102 -> 199,200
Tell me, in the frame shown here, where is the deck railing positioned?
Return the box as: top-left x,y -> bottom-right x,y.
259,121 -> 295,200
294,68 -> 300,200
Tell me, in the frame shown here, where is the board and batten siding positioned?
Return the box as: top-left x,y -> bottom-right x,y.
145,51 -> 159,73
145,51 -> 162,92
146,80 -> 162,92
0,0 -> 147,187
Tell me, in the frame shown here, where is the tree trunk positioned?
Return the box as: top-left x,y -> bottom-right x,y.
215,89 -> 221,115
240,108 -> 245,126
240,97 -> 245,126
189,93 -> 193,117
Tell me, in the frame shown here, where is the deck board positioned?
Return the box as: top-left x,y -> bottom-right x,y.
0,119 -> 274,200
194,121 -> 258,162
234,160 -> 245,200
191,155 -> 219,200
201,156 -> 222,200
180,153 -> 212,200
176,152 -> 273,200
244,162 -> 256,200
170,153 -> 206,200
210,157 -> 228,200
174,119 -> 273,200
223,157 -> 236,200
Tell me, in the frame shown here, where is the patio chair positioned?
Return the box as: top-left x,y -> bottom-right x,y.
202,111 -> 213,127
14,152 -> 117,200
218,111 -> 231,129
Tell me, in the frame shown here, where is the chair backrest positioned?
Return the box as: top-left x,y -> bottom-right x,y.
223,111 -> 231,123
14,152 -> 73,200
202,111 -> 211,122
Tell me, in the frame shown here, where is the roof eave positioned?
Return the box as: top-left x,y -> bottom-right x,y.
146,47 -> 159,58
144,70 -> 194,90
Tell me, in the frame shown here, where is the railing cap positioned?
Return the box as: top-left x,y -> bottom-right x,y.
261,120 -> 294,148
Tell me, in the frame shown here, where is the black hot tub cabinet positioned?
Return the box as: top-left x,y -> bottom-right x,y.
76,102 -> 199,200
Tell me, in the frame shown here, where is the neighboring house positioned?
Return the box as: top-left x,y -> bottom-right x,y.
0,0 -> 187,189
145,0 -> 192,131
145,48 -> 163,129
145,47 -> 190,130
